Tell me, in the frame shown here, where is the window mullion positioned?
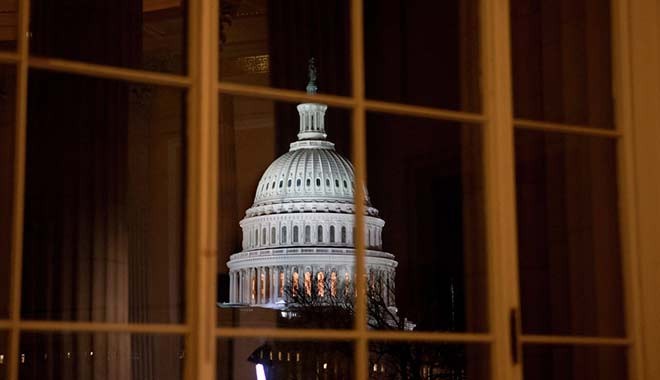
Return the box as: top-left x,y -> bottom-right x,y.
7,0 -> 31,378
481,0 -> 522,379
611,0 -> 659,379
185,0 -> 219,379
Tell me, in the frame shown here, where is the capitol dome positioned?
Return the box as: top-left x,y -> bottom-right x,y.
226,64 -> 398,309
247,104 -> 378,218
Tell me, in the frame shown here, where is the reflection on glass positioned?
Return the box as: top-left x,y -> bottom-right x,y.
30,0 -> 187,74
515,130 -> 624,336
219,0 -> 350,96
218,338 -> 354,380
0,2 -> 17,51
21,70 -> 186,323
19,332 -> 183,380
364,0 -> 481,111
366,114 -> 487,332
368,342 -> 488,380
0,65 -> 16,319
523,345 -> 627,380
511,0 -> 614,128
216,86 -> 356,329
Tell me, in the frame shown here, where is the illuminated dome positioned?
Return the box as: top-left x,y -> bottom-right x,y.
247,104 -> 378,218
226,61 -> 398,312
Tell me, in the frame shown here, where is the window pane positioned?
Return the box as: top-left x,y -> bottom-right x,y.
30,0 -> 187,74
511,0 -> 614,128
0,65 -> 16,319
0,3 -> 17,51
19,332 -> 184,380
523,345 -> 627,380
21,70 -> 186,323
366,114 -> 487,332
217,95 -> 356,329
364,0 -> 481,112
369,342 -> 489,379
515,130 -> 624,336
219,0 -> 350,96
218,338 -> 354,379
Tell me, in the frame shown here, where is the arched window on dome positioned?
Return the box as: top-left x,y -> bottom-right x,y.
304,271 -> 312,296
317,225 -> 323,242
287,179 -> 292,187
265,183 -> 269,190
255,229 -> 259,246
341,226 -> 347,243
330,271 -> 338,297
272,181 -> 275,189
330,226 -> 335,243
296,178 -> 301,187
304,226 -> 311,243
326,178 -> 330,187
292,271 -> 299,297
262,228 -> 266,245
293,226 -> 299,243
343,180 -> 347,188
271,227 -> 276,244
282,226 -> 287,243
279,271 -> 285,297
368,229 -> 371,248
279,180 -> 283,188
306,178 -> 311,187
317,271 -> 325,297
335,179 -> 339,187
316,178 -> 321,187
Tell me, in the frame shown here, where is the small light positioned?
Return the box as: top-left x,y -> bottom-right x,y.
296,352 -> 300,362
269,351 -> 273,360
66,352 -> 71,359
20,354 -> 25,364
255,364 -> 266,380
0,354 -> 4,364
89,351 -> 94,357
373,363 -> 378,372
286,352 -> 290,362
278,351 -> 282,361
323,362 -> 327,370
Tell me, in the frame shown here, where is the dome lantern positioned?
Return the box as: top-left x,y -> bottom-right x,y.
297,58 -> 327,141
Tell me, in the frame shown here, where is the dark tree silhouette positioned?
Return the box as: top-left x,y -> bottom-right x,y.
248,277 -> 468,379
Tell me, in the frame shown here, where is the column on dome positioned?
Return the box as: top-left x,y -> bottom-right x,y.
239,269 -> 244,303
229,271 -> 235,303
257,267 -> 263,304
269,266 -> 279,303
242,269 -> 247,303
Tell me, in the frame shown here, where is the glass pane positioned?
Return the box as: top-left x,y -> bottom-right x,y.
511,0 -> 614,128
369,342 -> 489,380
0,65 -> 16,319
0,331 -> 7,380
216,95 -> 355,329
219,0 -> 350,96
523,345 -> 627,380
0,2 -> 17,51
21,70 -> 186,323
19,332 -> 183,380
218,338 -> 354,379
366,114 -> 487,332
364,0 -> 481,112
515,130 -> 624,336
29,0 -> 187,74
